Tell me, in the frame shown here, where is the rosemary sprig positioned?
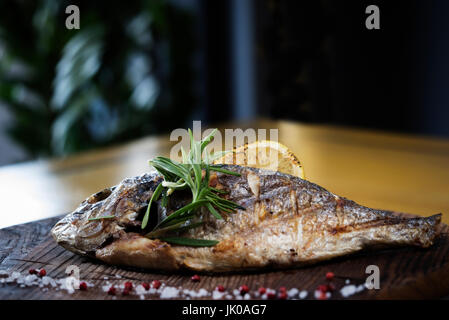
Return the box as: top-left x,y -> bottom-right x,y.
88,215 -> 115,221
141,128 -> 244,246
158,237 -> 219,247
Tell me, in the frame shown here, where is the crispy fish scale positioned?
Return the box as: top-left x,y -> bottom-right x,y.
85,166 -> 441,272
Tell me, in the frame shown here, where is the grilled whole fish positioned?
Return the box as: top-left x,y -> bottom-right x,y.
51,165 -> 441,272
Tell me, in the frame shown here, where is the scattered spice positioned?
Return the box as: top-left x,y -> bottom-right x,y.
142,282 -> 150,291
122,289 -> 130,296
38,269 -> 46,277
191,275 -> 200,282
216,285 -> 225,292
317,284 -> 328,292
258,287 -> 266,295
151,280 -> 161,289
28,269 -> 37,275
124,281 -> 133,291
108,286 -> 116,295
267,291 -> 276,300
279,286 -> 287,293
278,292 -> 287,300
79,282 -> 88,291
326,272 -> 334,281
239,285 -> 249,295
317,290 -> 328,300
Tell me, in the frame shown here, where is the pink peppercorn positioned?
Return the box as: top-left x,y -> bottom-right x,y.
239,285 -> 249,295
191,274 -> 200,282
152,280 -> 161,289
142,282 -> 150,290
326,272 -> 335,280
317,291 -> 328,300
279,292 -> 287,300
124,281 -> 133,291
79,282 -> 88,291
108,286 -> 116,295
216,285 -> 225,292
38,269 -> 46,277
317,284 -> 328,292
267,291 -> 276,299
258,287 -> 266,295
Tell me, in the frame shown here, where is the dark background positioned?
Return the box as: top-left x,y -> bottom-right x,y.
0,0 -> 448,165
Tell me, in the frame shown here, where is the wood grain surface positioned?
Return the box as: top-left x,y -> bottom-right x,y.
1,214 -> 449,300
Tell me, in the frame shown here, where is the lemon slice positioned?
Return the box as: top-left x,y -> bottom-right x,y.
213,140 -> 305,179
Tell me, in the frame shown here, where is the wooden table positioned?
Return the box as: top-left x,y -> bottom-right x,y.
1,119 -> 449,300
1,119 -> 448,229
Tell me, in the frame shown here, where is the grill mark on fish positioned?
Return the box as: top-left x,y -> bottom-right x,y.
51,165 -> 442,272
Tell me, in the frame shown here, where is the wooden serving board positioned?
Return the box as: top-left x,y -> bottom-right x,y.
1,214 -> 449,300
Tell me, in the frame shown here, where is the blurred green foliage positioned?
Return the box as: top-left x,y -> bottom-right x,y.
0,0 -> 195,157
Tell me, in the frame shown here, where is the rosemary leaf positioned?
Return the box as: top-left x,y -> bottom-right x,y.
159,237 -> 219,247
88,215 -> 115,221
141,182 -> 163,229
209,165 -> 242,176
206,202 -> 223,219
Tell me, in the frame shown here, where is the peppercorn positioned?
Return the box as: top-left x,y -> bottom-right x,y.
108,286 -> 116,295
267,291 -> 276,300
191,274 -> 200,282
124,281 -> 133,291
151,280 -> 161,289
326,272 -> 335,281
239,285 -> 249,295
279,292 -> 288,300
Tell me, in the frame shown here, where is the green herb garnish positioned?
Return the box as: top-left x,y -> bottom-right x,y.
88,215 -> 115,221
158,237 -> 219,247
141,129 -> 243,246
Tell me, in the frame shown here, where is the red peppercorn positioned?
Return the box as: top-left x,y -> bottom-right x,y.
279,292 -> 288,300
108,286 -> 116,295
216,285 -> 225,292
327,283 -> 336,292
326,272 -> 335,281
38,269 -> 46,277
142,282 -> 150,290
279,286 -> 287,292
124,281 -> 133,291
191,274 -> 200,282
267,291 -> 276,300
79,282 -> 88,291
29,269 -> 37,275
317,291 -> 328,300
317,284 -> 328,293
239,284 -> 249,295
122,289 -> 130,296
151,280 -> 161,289
258,287 -> 266,295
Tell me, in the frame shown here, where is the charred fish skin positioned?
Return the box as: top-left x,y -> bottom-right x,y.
51,172 -> 162,255
52,165 -> 441,272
